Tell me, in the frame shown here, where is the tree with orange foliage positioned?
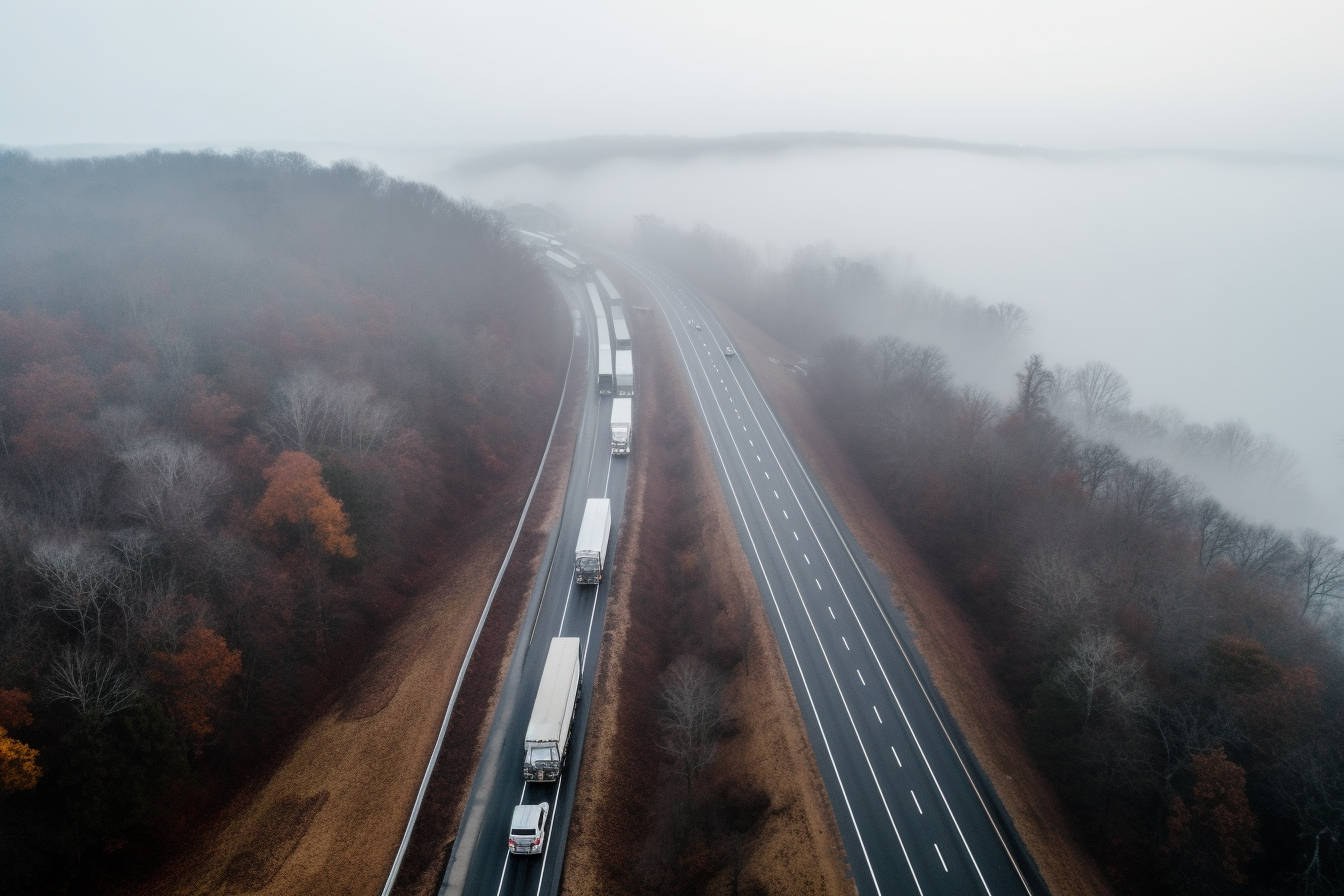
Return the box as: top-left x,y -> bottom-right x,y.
1164,747 -> 1260,891
149,624 -> 242,743
0,687 -> 40,792
253,451 -> 357,557
0,726 -> 41,792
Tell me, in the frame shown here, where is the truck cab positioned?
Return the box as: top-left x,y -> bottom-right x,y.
508,802 -> 550,855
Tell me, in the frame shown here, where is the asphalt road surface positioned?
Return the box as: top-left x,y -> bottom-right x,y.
441,276 -> 628,896
612,254 -> 1045,896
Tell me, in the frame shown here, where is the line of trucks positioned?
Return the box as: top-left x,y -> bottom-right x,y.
508,252 -> 628,858
509,497 -> 612,855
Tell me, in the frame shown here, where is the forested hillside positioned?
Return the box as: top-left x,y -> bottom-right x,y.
0,150 -> 567,892
642,221 -> 1344,894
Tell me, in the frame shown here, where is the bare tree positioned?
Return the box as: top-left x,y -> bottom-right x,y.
267,368 -> 327,451
1225,522 -> 1297,582
1067,362 -> 1131,436
29,538 -> 124,643
118,436 -> 229,545
1015,354 -> 1056,422
45,644 -> 138,716
1012,548 -> 1097,645
1191,498 -> 1239,572
1294,530 -> 1344,623
658,655 -> 730,792
1053,630 -> 1148,728
266,369 -> 397,456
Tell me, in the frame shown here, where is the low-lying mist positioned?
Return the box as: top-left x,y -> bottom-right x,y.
423,142 -> 1343,542
22,139 -> 1340,540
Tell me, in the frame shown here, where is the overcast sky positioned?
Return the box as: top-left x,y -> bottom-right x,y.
3,0 -> 1343,152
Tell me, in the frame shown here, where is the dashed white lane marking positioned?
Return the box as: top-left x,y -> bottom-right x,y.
756,455 -> 761,462
782,508 -> 788,518
828,606 -> 835,619
935,844 -> 948,872
842,636 -> 850,650
763,470 -> 769,479
774,489 -> 780,499
804,553 -> 810,564
911,791 -> 923,814
792,531 -> 798,540
857,669 -> 866,686
891,746 -> 902,767
749,439 -> 754,446
874,706 -> 883,724
815,578 -> 822,589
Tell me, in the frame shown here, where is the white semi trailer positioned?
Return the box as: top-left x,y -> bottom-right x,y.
596,269 -> 622,305
574,498 -> 612,585
615,350 -> 634,397
522,637 -> 582,782
610,397 -> 632,455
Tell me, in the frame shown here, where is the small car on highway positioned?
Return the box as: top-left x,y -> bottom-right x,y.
723,345 -> 735,356
508,801 -> 550,855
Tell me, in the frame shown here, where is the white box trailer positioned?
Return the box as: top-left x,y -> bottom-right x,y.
597,344 -> 613,396
610,397 -> 632,455
586,282 -> 613,395
574,498 -> 612,585
615,350 -> 634,397
612,315 -> 631,349
545,250 -> 578,278
522,637 -> 582,782
596,269 -> 623,305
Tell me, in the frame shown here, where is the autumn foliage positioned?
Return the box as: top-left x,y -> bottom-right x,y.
0,725 -> 41,792
254,451 -> 357,558
0,149 -> 566,890
149,625 -> 243,742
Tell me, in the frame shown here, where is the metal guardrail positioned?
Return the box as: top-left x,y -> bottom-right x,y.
379,301 -> 579,896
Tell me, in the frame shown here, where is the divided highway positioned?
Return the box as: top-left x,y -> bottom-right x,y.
439,276 -> 627,896
612,255 -> 1043,896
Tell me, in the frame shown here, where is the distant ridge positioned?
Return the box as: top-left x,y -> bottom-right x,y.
455,131 -> 1344,174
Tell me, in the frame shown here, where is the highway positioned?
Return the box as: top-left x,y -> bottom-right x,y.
611,255 -> 1044,896
439,275 -> 627,896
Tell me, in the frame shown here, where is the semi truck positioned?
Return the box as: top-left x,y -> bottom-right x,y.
615,350 -> 634,397
610,397 -> 632,455
522,637 -> 582,782
574,498 -> 611,585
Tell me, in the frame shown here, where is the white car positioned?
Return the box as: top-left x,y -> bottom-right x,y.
508,802 -> 550,855
724,345 -> 735,356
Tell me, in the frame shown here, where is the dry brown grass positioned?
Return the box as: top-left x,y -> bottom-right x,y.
562,274 -> 851,896
706,297 -> 1115,896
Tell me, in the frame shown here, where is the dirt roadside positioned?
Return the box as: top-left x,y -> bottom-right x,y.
561,269 -> 852,895
135,315 -> 585,896
705,297 -> 1115,896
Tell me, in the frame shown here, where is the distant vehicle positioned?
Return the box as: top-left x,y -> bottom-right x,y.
508,802 -> 550,855
724,345 -> 735,356
610,397 -> 632,455
523,637 -> 582,781
575,498 -> 612,585
695,324 -> 702,331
